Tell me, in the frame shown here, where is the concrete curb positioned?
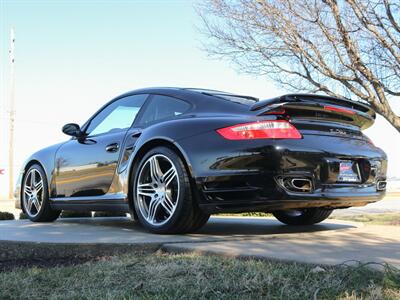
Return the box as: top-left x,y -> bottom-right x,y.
2,217 -> 396,269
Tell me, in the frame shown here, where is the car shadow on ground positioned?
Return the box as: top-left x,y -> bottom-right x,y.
50,216 -> 358,236
0,216 -> 360,247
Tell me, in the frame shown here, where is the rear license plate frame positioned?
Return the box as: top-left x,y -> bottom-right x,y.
337,161 -> 361,183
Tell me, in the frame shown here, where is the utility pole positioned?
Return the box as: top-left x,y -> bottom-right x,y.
8,28 -> 15,200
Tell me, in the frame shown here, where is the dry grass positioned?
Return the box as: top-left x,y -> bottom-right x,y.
0,250 -> 399,300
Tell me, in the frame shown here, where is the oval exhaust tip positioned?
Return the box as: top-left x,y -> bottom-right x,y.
277,177 -> 314,193
377,181 -> 387,191
290,178 -> 313,192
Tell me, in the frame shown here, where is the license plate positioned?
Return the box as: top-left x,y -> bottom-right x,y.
338,161 -> 361,183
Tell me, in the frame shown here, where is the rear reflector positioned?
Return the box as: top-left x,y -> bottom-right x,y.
324,105 -> 356,115
217,120 -> 302,140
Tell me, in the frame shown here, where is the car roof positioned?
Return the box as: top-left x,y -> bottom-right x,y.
116,87 -> 258,108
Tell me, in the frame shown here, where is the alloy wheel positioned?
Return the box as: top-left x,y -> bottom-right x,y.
23,169 -> 44,218
136,154 -> 179,226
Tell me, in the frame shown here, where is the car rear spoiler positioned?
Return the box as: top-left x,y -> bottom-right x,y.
251,94 -> 376,129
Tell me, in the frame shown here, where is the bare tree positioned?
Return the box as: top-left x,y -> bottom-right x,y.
197,0 -> 400,131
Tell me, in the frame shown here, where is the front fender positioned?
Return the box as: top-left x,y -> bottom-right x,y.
14,142 -> 65,209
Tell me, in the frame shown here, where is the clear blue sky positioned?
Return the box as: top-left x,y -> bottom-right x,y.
0,0 -> 399,196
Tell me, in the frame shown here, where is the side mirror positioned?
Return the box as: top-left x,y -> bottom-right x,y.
62,123 -> 84,138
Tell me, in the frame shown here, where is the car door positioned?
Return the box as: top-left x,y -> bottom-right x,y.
54,94 -> 148,197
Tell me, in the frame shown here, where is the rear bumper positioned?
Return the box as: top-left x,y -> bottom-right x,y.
198,182 -> 386,213
179,131 -> 387,214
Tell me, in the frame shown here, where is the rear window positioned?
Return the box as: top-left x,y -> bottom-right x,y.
212,94 -> 258,105
186,88 -> 258,106
138,95 -> 191,125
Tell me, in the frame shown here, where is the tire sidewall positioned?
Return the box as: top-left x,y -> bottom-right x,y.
132,146 -> 189,233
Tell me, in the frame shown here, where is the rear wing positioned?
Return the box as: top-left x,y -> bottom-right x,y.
251,94 -> 376,129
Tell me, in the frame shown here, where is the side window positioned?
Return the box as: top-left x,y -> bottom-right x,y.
86,94 -> 148,136
138,95 -> 190,125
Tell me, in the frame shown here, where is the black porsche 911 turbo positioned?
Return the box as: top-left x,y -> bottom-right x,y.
15,87 -> 387,233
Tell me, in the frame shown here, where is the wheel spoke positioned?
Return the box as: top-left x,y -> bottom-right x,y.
27,197 -> 34,212
24,185 -> 32,195
32,198 -> 41,212
162,194 -> 174,215
162,167 -> 177,187
35,180 -> 43,193
149,157 -> 162,183
30,170 -> 36,188
137,183 -> 156,197
147,197 -> 162,223
147,197 -> 157,217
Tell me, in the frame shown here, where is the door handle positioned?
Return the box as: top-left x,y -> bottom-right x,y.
105,143 -> 119,153
131,130 -> 142,138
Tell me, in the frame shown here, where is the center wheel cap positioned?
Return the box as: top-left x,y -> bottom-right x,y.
155,185 -> 166,195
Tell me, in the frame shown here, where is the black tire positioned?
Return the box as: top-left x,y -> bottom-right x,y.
22,164 -> 61,222
188,212 -> 210,232
183,178 -> 210,233
132,146 -> 204,234
272,208 -> 333,225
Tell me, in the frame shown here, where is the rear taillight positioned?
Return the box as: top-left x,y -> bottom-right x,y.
324,105 -> 356,115
216,120 -> 302,140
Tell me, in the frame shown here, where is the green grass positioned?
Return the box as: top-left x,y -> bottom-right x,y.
332,213 -> 400,226
93,211 -> 127,218
60,211 -> 92,218
19,212 -> 28,219
1,250 -> 399,300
